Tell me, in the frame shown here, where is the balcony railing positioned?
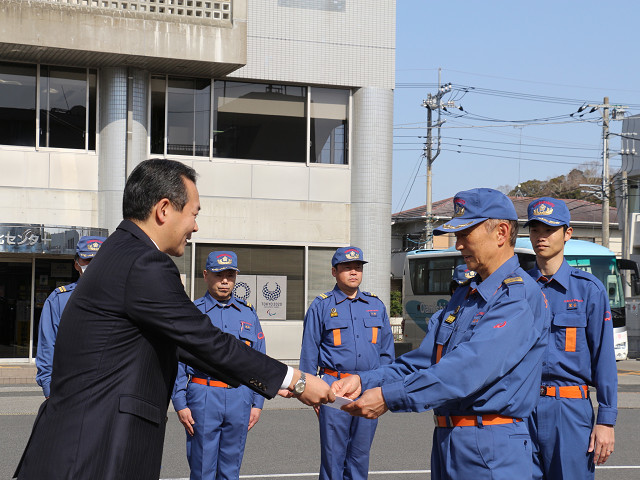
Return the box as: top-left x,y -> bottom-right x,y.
33,0 -> 232,22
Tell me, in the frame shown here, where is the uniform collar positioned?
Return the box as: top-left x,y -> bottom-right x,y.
204,291 -> 241,311
332,284 -> 367,304
530,258 -> 570,290
472,254 -> 521,302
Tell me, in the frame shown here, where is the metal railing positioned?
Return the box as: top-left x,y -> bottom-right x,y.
33,0 -> 232,22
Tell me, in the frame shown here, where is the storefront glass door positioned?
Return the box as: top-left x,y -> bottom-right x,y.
0,260 -> 32,359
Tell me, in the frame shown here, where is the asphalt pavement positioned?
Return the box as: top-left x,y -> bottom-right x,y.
1,359 -> 639,479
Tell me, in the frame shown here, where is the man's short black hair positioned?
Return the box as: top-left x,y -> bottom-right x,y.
123,159 -> 197,221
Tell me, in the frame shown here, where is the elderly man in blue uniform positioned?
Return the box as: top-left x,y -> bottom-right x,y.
35,236 -> 106,398
172,251 -> 266,480
300,246 -> 395,480
333,188 -> 550,480
524,197 -> 617,479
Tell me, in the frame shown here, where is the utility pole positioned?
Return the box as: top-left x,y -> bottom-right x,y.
586,97 -> 627,249
422,69 -> 454,249
602,97 -> 610,249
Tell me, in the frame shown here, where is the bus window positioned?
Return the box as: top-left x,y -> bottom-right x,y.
566,256 -> 624,309
408,257 -> 464,296
410,259 -> 428,295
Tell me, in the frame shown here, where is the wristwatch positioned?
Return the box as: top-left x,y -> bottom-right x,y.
292,371 -> 306,396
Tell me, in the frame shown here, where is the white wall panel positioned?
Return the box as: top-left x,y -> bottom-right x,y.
251,164 -> 309,201
49,153 -> 99,190
309,166 -> 350,203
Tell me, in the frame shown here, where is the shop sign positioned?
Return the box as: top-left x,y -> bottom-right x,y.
0,225 -> 43,253
0,224 -> 108,255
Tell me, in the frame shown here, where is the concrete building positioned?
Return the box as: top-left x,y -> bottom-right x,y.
0,0 -> 395,363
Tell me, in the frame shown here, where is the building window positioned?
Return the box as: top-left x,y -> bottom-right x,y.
151,75 -> 211,157
310,87 -> 349,164
194,244 -> 305,320
213,81 -> 307,162
150,75 -> 166,155
150,77 -> 350,164
0,62 -> 36,147
0,62 -> 96,150
307,248 -> 336,308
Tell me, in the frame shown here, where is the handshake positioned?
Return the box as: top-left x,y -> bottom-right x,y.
279,370 -> 388,419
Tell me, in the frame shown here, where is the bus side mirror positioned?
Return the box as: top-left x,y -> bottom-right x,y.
617,259 -> 640,296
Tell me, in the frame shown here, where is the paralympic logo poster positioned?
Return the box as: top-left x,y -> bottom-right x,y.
234,275 -> 287,320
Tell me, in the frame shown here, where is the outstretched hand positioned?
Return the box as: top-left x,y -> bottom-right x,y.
279,369 -> 335,406
331,374 -> 362,399
341,387 -> 388,419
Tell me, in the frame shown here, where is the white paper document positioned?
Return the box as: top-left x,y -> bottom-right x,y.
326,396 -> 354,409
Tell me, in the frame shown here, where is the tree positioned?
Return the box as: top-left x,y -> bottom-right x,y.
506,165 -> 616,206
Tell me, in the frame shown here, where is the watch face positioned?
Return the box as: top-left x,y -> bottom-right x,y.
294,382 -> 305,395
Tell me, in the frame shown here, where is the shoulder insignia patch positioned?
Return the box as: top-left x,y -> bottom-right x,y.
317,292 -> 332,300
56,283 -> 75,294
503,276 -> 523,285
246,302 -> 253,309
362,291 -> 378,298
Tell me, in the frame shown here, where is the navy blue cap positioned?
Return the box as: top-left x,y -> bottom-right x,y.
205,251 -> 239,272
76,236 -> 106,259
331,246 -> 368,267
434,188 -> 518,235
524,197 -> 570,227
452,264 -> 476,285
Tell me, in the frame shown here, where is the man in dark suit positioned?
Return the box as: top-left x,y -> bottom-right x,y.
15,159 -> 333,480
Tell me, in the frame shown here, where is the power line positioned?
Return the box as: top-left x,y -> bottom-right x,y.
394,141 -> 601,160
394,118 -> 601,129
394,135 -> 601,151
433,147 -> 621,167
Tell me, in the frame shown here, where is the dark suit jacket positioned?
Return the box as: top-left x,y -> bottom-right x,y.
16,220 -> 287,480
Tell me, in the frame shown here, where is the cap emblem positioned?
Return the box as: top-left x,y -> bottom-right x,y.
464,271 -> 475,279
533,201 -> 554,216
453,199 -> 466,217
217,255 -> 233,265
87,241 -> 101,251
345,249 -> 360,260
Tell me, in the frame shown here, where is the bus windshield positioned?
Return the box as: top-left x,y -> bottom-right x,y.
565,255 -> 624,309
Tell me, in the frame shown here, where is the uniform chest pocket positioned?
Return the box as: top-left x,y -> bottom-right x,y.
239,325 -> 257,347
363,317 -> 383,344
552,313 -> 587,352
325,318 -> 349,346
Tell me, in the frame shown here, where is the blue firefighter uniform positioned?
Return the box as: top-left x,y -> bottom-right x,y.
527,260 -> 617,479
35,282 -> 76,398
172,292 -> 266,480
359,254 -> 550,480
300,284 -> 395,480
35,234 -> 106,398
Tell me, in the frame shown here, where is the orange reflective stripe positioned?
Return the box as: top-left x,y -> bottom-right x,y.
333,329 -> 342,346
371,327 -> 378,344
436,344 -> 443,363
565,327 -> 577,352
